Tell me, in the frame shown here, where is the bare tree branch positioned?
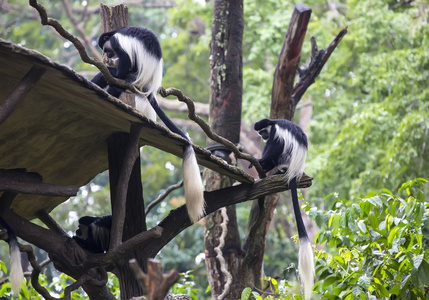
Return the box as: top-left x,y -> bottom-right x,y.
145,180 -> 184,215
61,0 -> 102,61
159,87 -> 266,178
292,27 -> 348,103
28,0 -> 139,98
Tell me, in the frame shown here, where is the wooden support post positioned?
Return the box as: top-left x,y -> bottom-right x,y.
0,65 -> 46,125
109,122 -> 144,250
107,123 -> 147,299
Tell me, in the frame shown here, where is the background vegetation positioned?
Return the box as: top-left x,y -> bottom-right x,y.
0,0 -> 428,299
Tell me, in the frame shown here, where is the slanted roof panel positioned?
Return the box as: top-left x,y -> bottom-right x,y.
0,39 -> 253,219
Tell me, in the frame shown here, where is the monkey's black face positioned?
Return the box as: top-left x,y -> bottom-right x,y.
75,225 -> 89,239
257,125 -> 271,142
102,40 -> 119,69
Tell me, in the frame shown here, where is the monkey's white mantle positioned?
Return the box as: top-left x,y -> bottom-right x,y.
0,39 -> 255,220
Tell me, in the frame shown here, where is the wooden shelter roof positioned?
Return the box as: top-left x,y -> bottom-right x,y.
0,39 -> 254,220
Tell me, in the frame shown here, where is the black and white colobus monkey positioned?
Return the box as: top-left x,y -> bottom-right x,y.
73,215 -> 112,253
253,118 -> 314,300
91,26 -> 205,223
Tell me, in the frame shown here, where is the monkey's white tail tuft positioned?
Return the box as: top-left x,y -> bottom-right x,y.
10,237 -> 23,294
298,237 -> 315,300
182,146 -> 205,223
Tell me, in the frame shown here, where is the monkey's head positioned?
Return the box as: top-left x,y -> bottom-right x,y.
75,216 -> 97,240
98,30 -> 117,49
97,30 -> 120,67
254,118 -> 273,142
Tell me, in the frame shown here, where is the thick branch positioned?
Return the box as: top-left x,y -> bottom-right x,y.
271,4 -> 312,120
0,174 -> 78,197
151,174 -> 312,255
129,258 -> 180,300
37,210 -> 70,237
0,200 -> 67,254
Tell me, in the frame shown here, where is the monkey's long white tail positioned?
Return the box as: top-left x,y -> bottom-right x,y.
299,237 -> 315,300
9,236 -> 23,294
182,146 -> 205,223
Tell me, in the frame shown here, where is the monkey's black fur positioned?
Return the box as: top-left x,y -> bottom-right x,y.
253,118 -> 314,299
91,26 -> 205,223
73,215 -> 112,253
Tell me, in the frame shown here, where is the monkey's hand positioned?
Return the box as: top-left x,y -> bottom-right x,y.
248,162 -> 253,169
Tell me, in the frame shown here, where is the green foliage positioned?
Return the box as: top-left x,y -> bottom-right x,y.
0,265 -> 120,299
307,0 -> 429,200
312,178 -> 429,299
240,277 -> 299,300
170,270 -> 200,300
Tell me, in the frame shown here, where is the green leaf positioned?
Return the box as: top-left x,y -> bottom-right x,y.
241,287 -> 252,300
357,220 -> 367,233
251,291 -> 261,299
366,196 -> 383,208
418,261 -> 429,286
315,211 -> 324,228
352,203 -> 361,216
0,261 -> 6,273
413,254 -> 424,270
332,214 -> 340,233
411,268 -> 423,291
322,275 -> 340,290
347,208 -> 358,231
352,285 -> 363,297
373,283 -> 389,297
387,226 -> 399,245
340,212 -> 347,228
358,275 -> 371,290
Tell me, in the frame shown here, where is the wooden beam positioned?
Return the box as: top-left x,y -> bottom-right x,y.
0,65 -> 46,125
0,169 -> 78,197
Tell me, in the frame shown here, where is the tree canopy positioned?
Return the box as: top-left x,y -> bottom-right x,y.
0,0 -> 428,299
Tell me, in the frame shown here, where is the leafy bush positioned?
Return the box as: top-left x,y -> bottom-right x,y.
170,270 -> 200,299
311,178 -> 429,299
240,276 -> 300,300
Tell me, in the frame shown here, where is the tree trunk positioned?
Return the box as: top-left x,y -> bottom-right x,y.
204,0 -> 244,299
243,3 -> 312,292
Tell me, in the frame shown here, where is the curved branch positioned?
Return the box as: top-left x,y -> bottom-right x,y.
159,87 -> 266,178
145,179 -> 183,215
28,0 -> 139,97
60,0 -> 102,61
21,244 -> 59,300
